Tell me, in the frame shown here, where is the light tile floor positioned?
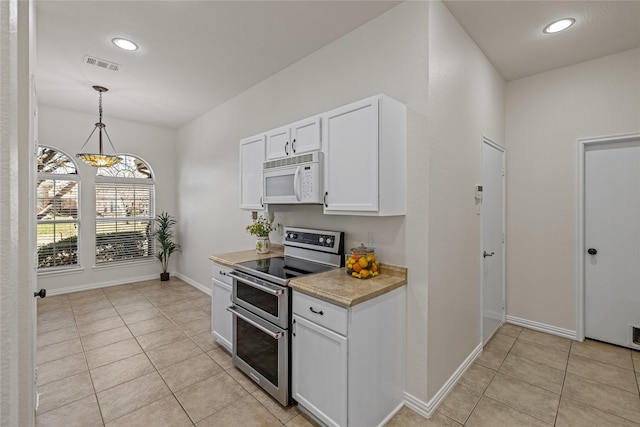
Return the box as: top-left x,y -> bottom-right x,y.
36,278 -> 640,426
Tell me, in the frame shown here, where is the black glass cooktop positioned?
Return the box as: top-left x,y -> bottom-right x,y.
235,256 -> 334,283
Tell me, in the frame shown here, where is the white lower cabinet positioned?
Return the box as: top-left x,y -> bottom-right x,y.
291,287 -> 405,427
292,312 -> 348,427
211,262 -> 233,352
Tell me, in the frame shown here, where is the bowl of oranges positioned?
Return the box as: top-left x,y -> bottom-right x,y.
346,244 -> 379,279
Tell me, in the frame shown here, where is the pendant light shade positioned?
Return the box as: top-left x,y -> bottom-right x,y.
76,86 -> 121,167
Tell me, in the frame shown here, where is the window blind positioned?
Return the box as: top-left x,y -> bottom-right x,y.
95,181 -> 155,264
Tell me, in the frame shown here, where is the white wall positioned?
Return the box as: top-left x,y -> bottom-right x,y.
426,1 -> 506,400
176,0 -> 431,403
505,48 -> 640,332
37,105 -> 178,293
0,0 -> 35,424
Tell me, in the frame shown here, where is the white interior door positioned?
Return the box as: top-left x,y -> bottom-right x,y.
584,139 -> 640,349
481,139 -> 505,344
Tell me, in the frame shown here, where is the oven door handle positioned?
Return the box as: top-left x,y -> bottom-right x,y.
227,306 -> 283,340
227,272 -> 283,296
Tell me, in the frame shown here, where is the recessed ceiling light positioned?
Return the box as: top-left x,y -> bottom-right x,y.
112,38 -> 138,51
543,18 -> 575,34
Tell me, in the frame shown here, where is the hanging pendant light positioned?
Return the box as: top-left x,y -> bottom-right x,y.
76,85 -> 121,167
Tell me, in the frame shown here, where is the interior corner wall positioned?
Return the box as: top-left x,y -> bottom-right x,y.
1,0 -> 36,424
505,48 -> 640,332
36,105 -> 178,293
175,1 -> 430,403
426,1 -> 506,400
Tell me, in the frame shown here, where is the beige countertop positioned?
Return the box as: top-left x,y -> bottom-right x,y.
288,264 -> 407,308
210,248 -> 407,308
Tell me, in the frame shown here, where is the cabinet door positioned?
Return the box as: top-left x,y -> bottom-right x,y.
323,97 -> 379,212
239,134 -> 266,210
212,278 -> 233,352
266,126 -> 291,160
292,315 -> 347,427
290,116 -> 321,156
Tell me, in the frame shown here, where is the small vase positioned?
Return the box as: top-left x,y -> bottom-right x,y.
256,237 -> 270,254
160,272 -> 170,281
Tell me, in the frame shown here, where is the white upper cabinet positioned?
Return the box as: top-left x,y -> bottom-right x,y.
265,126 -> 290,160
322,95 -> 406,216
266,116 -> 321,160
239,134 -> 266,210
290,116 -> 322,156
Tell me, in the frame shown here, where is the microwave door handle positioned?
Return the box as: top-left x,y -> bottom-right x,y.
293,166 -> 302,201
227,307 -> 282,339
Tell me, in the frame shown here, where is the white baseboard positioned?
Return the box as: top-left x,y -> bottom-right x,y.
377,402 -> 405,427
403,392 -> 431,419
175,272 -> 211,296
44,271 -> 211,297
404,342 -> 483,418
506,315 -> 577,340
45,273 -> 159,296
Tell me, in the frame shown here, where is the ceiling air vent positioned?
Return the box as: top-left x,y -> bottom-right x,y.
83,55 -> 121,72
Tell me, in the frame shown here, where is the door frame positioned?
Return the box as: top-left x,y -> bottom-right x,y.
576,132 -> 640,342
480,136 -> 506,344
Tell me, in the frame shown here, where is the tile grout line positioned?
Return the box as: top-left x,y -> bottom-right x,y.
480,329 -> 560,426
100,281 -> 252,426
74,288 -> 109,427
111,284 -> 198,426
38,280 -> 311,426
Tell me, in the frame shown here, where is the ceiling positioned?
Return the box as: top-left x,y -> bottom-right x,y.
35,0 -> 400,129
443,0 -> 640,82
36,1 -> 640,129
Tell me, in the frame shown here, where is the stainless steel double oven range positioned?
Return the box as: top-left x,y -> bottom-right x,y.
227,226 -> 344,406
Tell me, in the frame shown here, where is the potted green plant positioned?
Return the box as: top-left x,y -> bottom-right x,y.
246,214 -> 276,254
154,211 -> 178,281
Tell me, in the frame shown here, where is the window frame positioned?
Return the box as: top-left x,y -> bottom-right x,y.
94,153 -> 156,267
36,146 -> 81,273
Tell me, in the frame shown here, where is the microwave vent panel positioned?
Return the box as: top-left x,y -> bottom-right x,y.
263,153 -> 313,170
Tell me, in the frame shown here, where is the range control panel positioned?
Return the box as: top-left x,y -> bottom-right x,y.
284,227 -> 344,254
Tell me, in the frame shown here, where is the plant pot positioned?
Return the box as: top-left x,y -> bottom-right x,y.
160,272 -> 170,281
256,237 -> 270,254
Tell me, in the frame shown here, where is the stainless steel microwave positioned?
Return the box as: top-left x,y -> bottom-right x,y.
262,152 -> 323,204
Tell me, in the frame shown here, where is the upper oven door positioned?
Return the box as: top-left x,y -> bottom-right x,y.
228,271 -> 289,329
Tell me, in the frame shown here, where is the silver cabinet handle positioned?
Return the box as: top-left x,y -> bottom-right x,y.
483,251 -> 495,258
227,272 -> 283,296
227,306 -> 282,339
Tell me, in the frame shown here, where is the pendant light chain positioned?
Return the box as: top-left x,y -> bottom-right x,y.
75,85 -> 121,167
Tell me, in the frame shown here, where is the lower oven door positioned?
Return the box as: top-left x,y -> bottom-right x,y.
228,271 -> 289,329
227,305 -> 290,406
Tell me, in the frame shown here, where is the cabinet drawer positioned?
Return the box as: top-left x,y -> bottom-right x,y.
212,263 -> 233,286
293,291 -> 347,336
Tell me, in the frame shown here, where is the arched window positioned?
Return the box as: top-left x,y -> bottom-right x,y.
36,146 -> 80,270
95,154 -> 155,264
